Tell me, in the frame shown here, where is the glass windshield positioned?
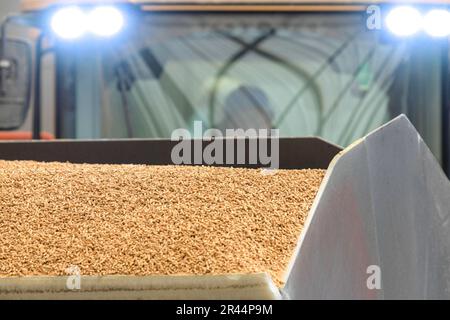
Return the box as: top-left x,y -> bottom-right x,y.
65,12 -> 444,162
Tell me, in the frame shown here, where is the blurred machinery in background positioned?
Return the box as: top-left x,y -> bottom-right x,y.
0,0 -> 448,174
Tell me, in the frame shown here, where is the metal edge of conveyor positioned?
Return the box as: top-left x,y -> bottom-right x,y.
0,273 -> 281,300
0,137 -> 342,169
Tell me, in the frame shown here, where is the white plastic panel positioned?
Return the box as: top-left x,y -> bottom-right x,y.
284,115 -> 450,299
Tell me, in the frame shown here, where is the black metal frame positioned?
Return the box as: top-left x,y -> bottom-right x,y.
32,33 -> 43,139
441,40 -> 450,176
32,32 -> 56,139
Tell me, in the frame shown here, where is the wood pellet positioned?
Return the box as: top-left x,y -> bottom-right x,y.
0,160 -> 325,287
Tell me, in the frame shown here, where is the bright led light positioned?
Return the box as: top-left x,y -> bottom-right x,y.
51,6 -> 87,39
385,6 -> 423,36
423,9 -> 450,37
87,6 -> 124,37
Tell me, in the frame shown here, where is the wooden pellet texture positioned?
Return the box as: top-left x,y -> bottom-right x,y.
0,160 -> 325,287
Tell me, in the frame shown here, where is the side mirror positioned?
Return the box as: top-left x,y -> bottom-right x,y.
0,37 -> 32,130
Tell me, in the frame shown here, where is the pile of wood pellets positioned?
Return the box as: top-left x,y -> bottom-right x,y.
0,160 -> 325,287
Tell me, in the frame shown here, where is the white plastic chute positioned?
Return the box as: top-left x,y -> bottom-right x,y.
284,115 -> 450,299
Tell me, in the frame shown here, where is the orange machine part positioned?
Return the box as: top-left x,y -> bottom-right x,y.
0,131 -> 55,140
